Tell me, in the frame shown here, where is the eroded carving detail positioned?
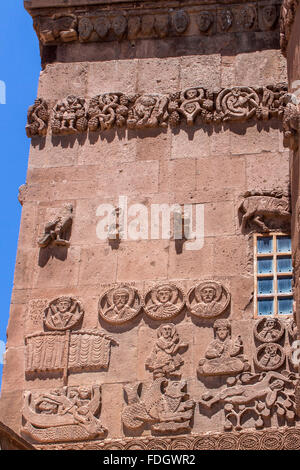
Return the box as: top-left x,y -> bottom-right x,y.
51,96 -> 87,134
254,318 -> 285,343
197,319 -> 250,376
254,343 -> 286,371
239,190 -> 291,233
262,5 -> 278,30
26,83 -> 289,137
43,296 -> 83,331
145,324 -> 188,379
25,98 -> 49,137
144,284 -> 185,321
200,371 -> 297,431
38,204 -> 73,248
34,13 -> 78,43
197,11 -> 214,33
99,284 -> 142,324
239,5 -> 256,29
187,281 -> 230,318
219,9 -> 233,31
280,0 -> 299,56
22,385 -> 106,443
122,378 -> 194,434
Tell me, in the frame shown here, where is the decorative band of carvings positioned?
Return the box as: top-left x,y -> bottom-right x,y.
35,427 -> 300,450
28,1 -> 280,46
26,83 -> 297,149
280,0 -> 299,56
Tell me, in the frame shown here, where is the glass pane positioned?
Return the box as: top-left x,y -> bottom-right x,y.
258,278 -> 273,294
277,236 -> 291,253
257,257 -> 273,274
258,298 -> 274,316
278,297 -> 293,315
278,277 -> 292,294
257,237 -> 273,254
277,256 -> 292,273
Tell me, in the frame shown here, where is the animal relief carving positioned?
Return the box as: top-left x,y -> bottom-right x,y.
38,204 -> 73,248
122,378 -> 194,434
239,190 -> 291,232
22,385 -> 106,443
197,319 -> 250,376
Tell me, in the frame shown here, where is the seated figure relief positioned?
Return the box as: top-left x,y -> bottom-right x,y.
99,285 -> 142,324
38,204 -> 73,249
44,296 -> 83,331
144,283 -> 185,321
197,319 -> 250,376
187,281 -> 230,318
146,324 -> 188,379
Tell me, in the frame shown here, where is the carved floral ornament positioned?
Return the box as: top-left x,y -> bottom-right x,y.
31,3 -> 279,46
26,84 -> 294,142
35,428 -> 300,450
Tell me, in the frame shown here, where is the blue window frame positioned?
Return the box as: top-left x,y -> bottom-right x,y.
254,234 -> 293,317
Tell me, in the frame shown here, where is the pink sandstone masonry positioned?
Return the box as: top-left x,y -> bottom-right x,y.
1,0 -> 300,450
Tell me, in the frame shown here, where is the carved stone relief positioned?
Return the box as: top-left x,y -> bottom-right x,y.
145,324 -> 188,379
262,5 -> 278,30
187,281 -> 230,318
27,83 -> 289,137
22,385 -> 106,443
200,371 -> 297,431
38,204 -> 73,248
122,378 -> 195,434
280,0 -> 299,56
239,190 -> 291,233
197,319 -> 250,376
254,318 -> 285,343
25,297 -> 117,381
196,11 -> 214,33
25,98 -> 49,138
98,285 -> 142,325
43,296 -> 83,331
51,96 -> 87,135
144,283 -> 185,321
31,2 -> 279,46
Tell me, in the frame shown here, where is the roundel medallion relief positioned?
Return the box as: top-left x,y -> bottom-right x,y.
254,317 -> 284,343
144,283 -> 185,320
43,296 -> 84,331
187,281 -> 230,318
98,284 -> 142,325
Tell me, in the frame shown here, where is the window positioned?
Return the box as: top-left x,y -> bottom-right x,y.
254,233 -> 293,317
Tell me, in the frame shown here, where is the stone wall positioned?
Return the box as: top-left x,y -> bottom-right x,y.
0,0 -> 297,449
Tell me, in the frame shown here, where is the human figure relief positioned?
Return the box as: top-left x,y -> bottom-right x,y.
254,317 -> 284,343
200,371 -> 297,431
146,324 -> 188,379
144,283 -> 184,320
99,285 -> 142,324
38,204 -> 73,248
22,385 -> 106,443
255,343 -> 286,371
197,319 -> 250,376
44,296 -> 83,331
187,281 -> 230,318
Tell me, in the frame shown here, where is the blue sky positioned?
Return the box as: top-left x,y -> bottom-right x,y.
0,1 -> 41,388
